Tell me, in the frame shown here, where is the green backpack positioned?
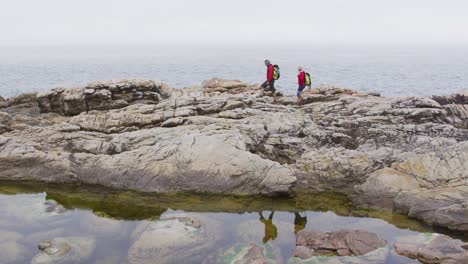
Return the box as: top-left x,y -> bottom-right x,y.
304,72 -> 311,86
273,65 -> 280,80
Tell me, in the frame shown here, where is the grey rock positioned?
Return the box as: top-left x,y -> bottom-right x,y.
0,96 -> 7,108
352,168 -> 420,210
161,117 -> 185,127
202,78 -> 259,95
37,79 -> 172,116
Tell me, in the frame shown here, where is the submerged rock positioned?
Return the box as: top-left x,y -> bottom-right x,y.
128,213 -> 222,264
44,200 -> 66,214
204,243 -> 278,264
31,237 -> 96,264
394,233 -> 468,264
293,230 -> 386,258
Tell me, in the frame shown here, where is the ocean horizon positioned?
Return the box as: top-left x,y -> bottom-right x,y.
1,45 -> 467,98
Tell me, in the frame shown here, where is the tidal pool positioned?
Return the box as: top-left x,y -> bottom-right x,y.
0,181 -> 466,264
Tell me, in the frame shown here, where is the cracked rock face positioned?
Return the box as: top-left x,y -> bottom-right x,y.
0,79 -> 467,230
37,79 -> 172,116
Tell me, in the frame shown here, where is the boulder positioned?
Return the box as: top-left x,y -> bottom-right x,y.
6,93 -> 38,107
293,230 -> 386,258
202,78 -> 259,94
37,79 -> 172,116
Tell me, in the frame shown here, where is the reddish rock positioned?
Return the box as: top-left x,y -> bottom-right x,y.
293,230 -> 386,259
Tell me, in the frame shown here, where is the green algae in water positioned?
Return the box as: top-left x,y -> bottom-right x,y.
0,180 -> 465,240
2,180 -> 468,264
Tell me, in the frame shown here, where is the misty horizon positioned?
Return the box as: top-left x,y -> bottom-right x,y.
1,0 -> 468,46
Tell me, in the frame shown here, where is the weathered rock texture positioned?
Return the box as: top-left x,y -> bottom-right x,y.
394,233 -> 468,264
0,79 -> 467,230
293,229 -> 386,258
37,79 -> 172,116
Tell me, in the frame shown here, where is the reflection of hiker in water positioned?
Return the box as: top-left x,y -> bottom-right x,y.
259,211 -> 277,243
294,212 -> 307,234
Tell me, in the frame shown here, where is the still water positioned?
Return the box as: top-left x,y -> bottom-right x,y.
0,181 -> 465,264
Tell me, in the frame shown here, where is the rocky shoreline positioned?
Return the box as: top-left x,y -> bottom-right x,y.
0,78 -> 467,233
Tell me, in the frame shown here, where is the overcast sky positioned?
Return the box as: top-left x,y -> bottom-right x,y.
1,0 -> 467,46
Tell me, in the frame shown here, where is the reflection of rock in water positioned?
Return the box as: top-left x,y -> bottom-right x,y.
204,243 -> 278,264
128,213 -> 222,264
31,236 -> 96,264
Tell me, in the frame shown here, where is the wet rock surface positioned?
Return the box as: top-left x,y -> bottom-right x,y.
293,229 -> 386,258
0,79 -> 467,230
394,233 -> 468,264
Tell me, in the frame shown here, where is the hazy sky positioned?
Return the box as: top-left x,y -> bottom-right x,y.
1,0 -> 467,46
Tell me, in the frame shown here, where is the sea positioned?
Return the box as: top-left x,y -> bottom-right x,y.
0,45 -> 467,98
